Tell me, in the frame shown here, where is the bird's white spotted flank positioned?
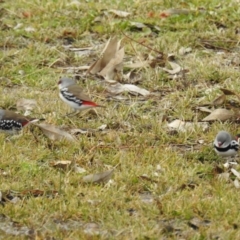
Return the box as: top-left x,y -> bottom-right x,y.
0,119 -> 22,130
0,109 -> 35,135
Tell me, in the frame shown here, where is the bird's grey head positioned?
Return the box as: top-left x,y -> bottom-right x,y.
58,77 -> 76,89
215,130 -> 232,147
0,109 -> 5,120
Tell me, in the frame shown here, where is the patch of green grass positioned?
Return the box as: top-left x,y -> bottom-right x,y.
1,0 -> 240,239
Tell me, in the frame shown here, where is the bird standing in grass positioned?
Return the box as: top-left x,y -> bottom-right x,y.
213,131 -> 239,158
0,109 -> 37,135
58,77 -> 102,114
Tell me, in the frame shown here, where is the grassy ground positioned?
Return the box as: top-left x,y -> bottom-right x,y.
1,0 -> 240,239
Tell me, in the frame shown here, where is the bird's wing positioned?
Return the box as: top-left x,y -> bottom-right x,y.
4,110 -> 31,124
67,85 -> 93,102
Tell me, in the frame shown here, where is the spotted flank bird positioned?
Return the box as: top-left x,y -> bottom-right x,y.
0,109 -> 38,134
58,77 -> 102,113
213,131 -> 239,158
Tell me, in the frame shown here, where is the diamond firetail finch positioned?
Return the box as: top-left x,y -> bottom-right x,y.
213,130 -> 239,157
0,109 -> 38,134
58,77 -> 102,112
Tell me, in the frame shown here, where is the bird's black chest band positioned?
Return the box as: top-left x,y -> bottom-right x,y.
214,144 -> 238,152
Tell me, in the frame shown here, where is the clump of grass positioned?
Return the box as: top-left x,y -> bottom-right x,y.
1,0 -> 240,239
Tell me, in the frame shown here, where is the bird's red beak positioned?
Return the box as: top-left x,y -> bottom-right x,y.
235,134 -> 240,142
58,80 -> 62,85
218,142 -> 222,147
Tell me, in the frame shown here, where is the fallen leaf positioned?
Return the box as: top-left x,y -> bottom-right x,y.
231,168 -> 240,179
162,61 -> 182,74
223,162 -> 230,169
18,70 -> 25,75
21,189 -> 43,197
156,164 -> 163,172
107,83 -> 150,96
99,47 -> 124,80
188,217 -> 211,230
139,191 -> 154,204
104,79 -> 117,83
22,11 -> 32,18
128,22 -> 159,35
108,95 -> 129,101
50,161 -> 86,173
50,160 -> 72,170
167,119 -> 209,132
220,88 -> 240,102
123,70 -> 142,84
58,66 -> 90,71
179,47 -> 192,55
82,169 -> 114,183
9,197 -> 21,204
233,179 -> 240,188
218,172 -> 230,181
202,108 -> 234,121
88,37 -> 121,74
212,94 -> 226,106
129,22 -> 148,29
36,123 -> 76,142
74,165 -> 87,174
109,9 -> 131,18
195,106 -> 213,113
83,222 -> 103,235
25,26 -> 35,32
98,124 -> 107,130
220,88 -> 238,96
0,168 -> 9,176
14,23 -> 23,30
